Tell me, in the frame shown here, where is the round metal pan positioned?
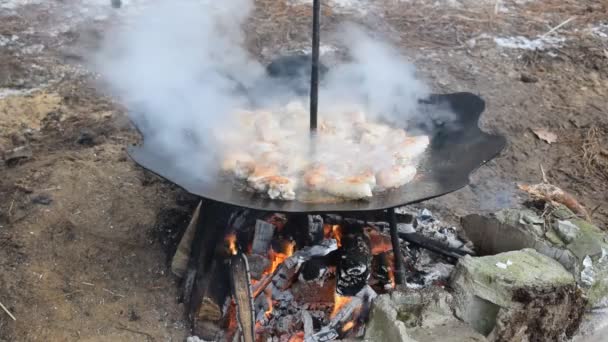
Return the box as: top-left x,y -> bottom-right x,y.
127,91 -> 506,213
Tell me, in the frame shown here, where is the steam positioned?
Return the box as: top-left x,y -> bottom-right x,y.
96,0 -> 442,182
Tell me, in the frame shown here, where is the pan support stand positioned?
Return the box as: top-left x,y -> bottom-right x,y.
387,208 -> 406,285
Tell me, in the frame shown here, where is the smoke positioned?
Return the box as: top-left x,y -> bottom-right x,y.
96,0 -> 443,183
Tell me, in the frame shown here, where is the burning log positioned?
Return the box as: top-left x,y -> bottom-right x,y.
271,239 -> 338,291
230,253 -> 255,342
195,256 -> 231,322
252,220 -> 275,255
285,214 -> 325,247
307,286 -> 377,342
337,227 -> 372,296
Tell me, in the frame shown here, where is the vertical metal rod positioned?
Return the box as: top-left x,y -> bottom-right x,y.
388,207 -> 406,285
309,0 -> 321,132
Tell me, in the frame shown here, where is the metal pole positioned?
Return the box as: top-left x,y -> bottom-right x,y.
388,208 -> 406,285
310,0 -> 320,132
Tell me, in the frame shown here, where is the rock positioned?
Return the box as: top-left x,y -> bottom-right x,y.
31,194 -> 52,205
365,290 -> 485,342
364,294 -> 413,342
463,207 -> 608,310
461,210 -> 578,272
76,129 -> 96,146
554,220 -> 580,244
451,249 -> 585,341
520,73 -> 538,83
3,145 -> 33,166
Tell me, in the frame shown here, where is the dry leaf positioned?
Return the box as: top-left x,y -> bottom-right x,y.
532,128 -> 557,144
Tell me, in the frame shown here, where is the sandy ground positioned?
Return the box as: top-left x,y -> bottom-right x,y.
1,0 -> 607,341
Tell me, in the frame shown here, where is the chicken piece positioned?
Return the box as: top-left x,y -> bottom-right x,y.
376,165 -> 417,189
234,161 -> 255,179
394,135 -> 430,162
221,152 -> 254,172
322,176 -> 373,199
349,170 -> 377,188
247,164 -> 279,191
303,165 -> 328,189
267,176 -> 297,201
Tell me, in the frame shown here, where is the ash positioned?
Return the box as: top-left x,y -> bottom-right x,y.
395,208 -> 472,288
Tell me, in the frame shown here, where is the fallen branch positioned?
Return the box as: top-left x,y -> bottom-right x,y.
0,301 -> 16,321
116,322 -> 154,341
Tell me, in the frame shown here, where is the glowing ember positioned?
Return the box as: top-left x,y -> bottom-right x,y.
264,287 -> 273,319
288,332 -> 304,342
331,293 -> 353,318
366,227 -> 393,255
332,225 -> 343,247
226,234 -> 238,255
342,320 -> 355,333
386,252 -> 396,289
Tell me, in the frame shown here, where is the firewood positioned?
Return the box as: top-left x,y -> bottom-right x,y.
171,201 -> 202,277
337,227 -> 372,296
230,253 -> 255,342
271,239 -> 339,291
195,256 -> 231,322
252,219 -> 275,255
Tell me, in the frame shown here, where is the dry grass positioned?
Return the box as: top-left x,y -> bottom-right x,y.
582,124 -> 608,182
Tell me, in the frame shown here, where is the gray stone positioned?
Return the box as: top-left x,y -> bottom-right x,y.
451,249 -> 585,341
364,290 -> 485,342
553,220 -> 580,244
364,294 -> 413,342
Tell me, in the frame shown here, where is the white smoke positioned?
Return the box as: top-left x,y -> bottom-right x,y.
96,0 -> 442,184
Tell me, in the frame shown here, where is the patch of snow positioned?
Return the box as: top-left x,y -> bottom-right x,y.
0,87 -> 40,99
290,0 -> 372,15
0,0 -> 42,10
581,255 -> 595,287
590,24 -> 608,39
300,44 -> 340,56
494,35 -> 565,50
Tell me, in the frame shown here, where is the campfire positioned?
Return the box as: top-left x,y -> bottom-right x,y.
171,202 -> 471,342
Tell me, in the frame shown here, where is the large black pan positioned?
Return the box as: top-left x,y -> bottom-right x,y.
127,57 -> 506,213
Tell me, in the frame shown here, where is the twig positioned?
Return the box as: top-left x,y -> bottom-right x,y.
590,204 -> 602,218
116,323 -> 155,341
8,200 -> 14,218
103,288 -> 125,298
541,16 -> 576,38
540,164 -> 548,183
0,301 -> 16,321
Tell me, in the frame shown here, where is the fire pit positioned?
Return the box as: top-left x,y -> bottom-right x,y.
127,64 -> 505,341
126,2 -> 505,340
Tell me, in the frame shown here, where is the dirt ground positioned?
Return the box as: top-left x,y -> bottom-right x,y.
1,0 -> 607,341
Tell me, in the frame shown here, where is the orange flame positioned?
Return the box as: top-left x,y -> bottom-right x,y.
342,321 -> 355,333
288,332 -> 304,342
264,240 -> 296,275
332,225 -> 343,247
331,293 -> 353,319
226,234 -> 237,255
386,252 -> 396,289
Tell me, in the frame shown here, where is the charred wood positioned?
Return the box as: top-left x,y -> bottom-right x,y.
285,214 -> 324,247
248,254 -> 271,280
230,253 -> 255,342
398,231 -> 468,261
251,219 -> 275,255
337,226 -> 372,296
171,200 -> 202,278
195,255 -> 231,322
